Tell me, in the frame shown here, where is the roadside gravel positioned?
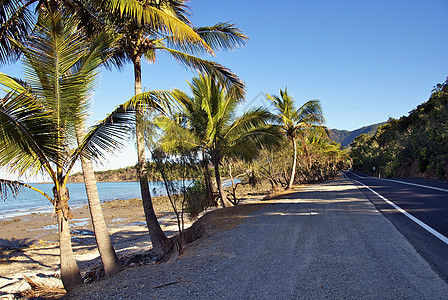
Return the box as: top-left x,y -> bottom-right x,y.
68,178 -> 448,299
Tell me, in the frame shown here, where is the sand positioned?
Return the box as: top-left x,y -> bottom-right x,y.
0,181 -> 273,297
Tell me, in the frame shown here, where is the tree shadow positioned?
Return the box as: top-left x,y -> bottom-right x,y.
0,238 -> 57,270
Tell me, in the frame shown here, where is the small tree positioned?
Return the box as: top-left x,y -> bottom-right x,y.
267,88 -> 325,189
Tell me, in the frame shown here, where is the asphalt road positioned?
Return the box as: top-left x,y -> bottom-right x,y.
344,171 -> 448,283
69,179 -> 448,299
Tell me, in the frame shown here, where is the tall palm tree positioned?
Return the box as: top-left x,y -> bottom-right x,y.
70,31 -> 125,277
267,88 -> 325,189
169,75 -> 281,207
105,0 -> 247,259
0,11 -> 138,292
8,10 -> 125,277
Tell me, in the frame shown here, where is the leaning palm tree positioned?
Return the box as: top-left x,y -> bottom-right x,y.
169,75 -> 281,207
267,88 -> 325,189
105,0 -> 247,259
0,11 -> 137,292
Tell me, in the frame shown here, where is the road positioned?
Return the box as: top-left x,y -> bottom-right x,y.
344,171 -> 448,282
69,179 -> 448,299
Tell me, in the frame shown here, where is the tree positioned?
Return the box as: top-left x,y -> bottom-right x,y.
267,88 -> 325,189
0,12 -> 135,292
106,0 -> 247,259
170,75 -> 281,207
0,0 -> 205,64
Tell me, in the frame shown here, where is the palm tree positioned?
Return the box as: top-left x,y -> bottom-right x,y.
16,11 -> 124,277
0,0 -> 206,64
0,0 -> 231,263
0,12 -> 138,292
169,75 -> 281,207
105,0 -> 247,259
267,88 -> 325,189
70,31 -> 125,277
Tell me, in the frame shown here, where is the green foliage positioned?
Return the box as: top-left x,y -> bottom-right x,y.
350,78 -> 448,179
184,179 -> 210,219
330,122 -> 386,147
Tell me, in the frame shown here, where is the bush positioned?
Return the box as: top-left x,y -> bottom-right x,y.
185,180 -> 211,219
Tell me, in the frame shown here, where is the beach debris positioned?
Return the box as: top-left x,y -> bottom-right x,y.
120,249 -> 157,267
14,273 -> 65,299
154,278 -> 184,289
83,266 -> 105,284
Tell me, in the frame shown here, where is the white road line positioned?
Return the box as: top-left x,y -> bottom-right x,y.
380,178 -> 448,193
346,172 -> 448,193
343,174 -> 448,245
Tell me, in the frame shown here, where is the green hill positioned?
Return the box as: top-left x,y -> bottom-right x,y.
330,122 -> 385,147
349,78 -> 448,179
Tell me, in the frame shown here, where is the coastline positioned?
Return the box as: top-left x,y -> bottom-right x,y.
0,181 -> 272,296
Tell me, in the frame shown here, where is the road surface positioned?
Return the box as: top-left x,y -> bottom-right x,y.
344,171 -> 448,283
69,179 -> 448,299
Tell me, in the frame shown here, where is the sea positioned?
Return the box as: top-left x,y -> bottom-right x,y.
0,181 -> 174,220
0,179 -> 238,220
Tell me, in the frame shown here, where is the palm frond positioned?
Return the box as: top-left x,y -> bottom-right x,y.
0,91 -> 58,179
70,105 -> 135,170
0,71 -> 27,93
103,0 -> 211,52
0,178 -> 22,200
66,29 -> 122,127
166,22 -> 248,56
155,115 -> 199,154
122,90 -> 172,115
224,107 -> 274,138
0,0 -> 35,65
194,22 -> 248,52
0,178 -> 53,203
160,46 -> 246,99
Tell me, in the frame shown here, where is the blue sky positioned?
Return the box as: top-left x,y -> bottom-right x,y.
1,0 -> 448,172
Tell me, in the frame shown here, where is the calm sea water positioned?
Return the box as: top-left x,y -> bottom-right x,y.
0,181 -> 173,219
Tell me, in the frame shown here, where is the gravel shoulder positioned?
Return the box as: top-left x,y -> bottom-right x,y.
68,178 -> 448,299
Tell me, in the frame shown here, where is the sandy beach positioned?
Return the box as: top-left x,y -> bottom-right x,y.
0,182 -> 272,297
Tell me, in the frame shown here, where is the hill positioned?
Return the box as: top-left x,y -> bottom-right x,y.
330,122 -> 385,147
349,79 -> 448,179
68,166 -> 138,183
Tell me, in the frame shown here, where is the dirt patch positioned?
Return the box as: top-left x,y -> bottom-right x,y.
182,203 -> 267,245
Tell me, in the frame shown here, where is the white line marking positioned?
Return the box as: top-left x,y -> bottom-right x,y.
344,174 -> 448,245
346,171 -> 448,193
380,178 -> 448,193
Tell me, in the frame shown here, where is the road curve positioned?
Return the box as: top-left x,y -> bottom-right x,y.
69,179 -> 448,299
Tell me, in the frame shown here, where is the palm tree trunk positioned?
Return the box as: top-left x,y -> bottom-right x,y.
212,157 -> 233,207
75,124 -> 123,276
288,137 -> 298,189
201,150 -> 214,206
133,56 -> 173,259
55,186 -> 83,292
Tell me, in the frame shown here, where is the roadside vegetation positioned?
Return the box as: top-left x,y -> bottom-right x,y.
350,79 -> 448,180
0,0 -> 349,295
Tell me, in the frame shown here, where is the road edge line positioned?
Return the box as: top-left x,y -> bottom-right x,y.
344,174 -> 448,245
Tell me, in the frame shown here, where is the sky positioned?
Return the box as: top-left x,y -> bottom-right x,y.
1,0 -> 448,174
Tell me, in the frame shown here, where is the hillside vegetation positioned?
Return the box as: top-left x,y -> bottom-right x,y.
68,166 -> 138,183
330,123 -> 385,147
350,79 -> 448,180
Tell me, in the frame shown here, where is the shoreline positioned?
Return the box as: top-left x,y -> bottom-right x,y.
0,181 -> 272,296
